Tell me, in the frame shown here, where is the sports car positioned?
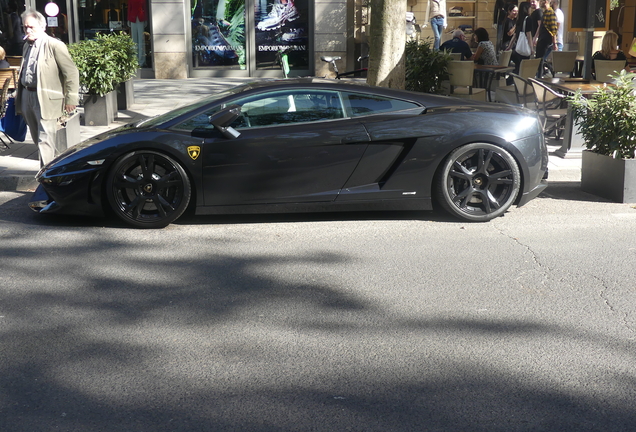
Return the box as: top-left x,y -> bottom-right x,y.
29,78 -> 548,228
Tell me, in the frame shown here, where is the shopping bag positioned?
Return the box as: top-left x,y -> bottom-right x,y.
1,97 -> 28,142
515,18 -> 532,57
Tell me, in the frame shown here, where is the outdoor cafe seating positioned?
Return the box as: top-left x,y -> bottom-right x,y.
6,56 -> 22,68
0,77 -> 14,148
447,60 -> 487,102
548,51 -> 578,78
594,59 -> 627,83
0,68 -> 18,91
528,78 -> 568,140
494,58 -> 541,105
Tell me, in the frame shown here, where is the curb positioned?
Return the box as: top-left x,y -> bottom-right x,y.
0,173 -> 38,192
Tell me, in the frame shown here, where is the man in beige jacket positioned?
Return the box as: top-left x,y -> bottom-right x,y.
16,9 -> 79,167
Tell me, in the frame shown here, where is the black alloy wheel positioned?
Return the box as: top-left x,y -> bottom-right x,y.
106,151 -> 191,228
435,143 -> 521,222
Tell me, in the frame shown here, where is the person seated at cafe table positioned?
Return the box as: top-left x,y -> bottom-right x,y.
591,30 -> 629,77
440,29 -> 474,60
472,27 -> 498,65
0,47 -> 10,69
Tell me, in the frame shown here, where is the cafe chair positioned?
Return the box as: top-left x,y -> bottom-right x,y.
594,59 -> 627,83
498,50 -> 512,67
549,51 -> 578,78
6,56 -> 22,68
528,78 -> 568,140
510,74 -> 536,108
0,77 -> 14,148
495,58 -> 541,105
0,68 -> 18,91
447,60 -> 487,102
449,53 -> 462,60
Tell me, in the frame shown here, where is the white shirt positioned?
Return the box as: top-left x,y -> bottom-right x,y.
555,8 -> 564,45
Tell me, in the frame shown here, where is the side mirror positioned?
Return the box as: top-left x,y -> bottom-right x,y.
209,104 -> 242,139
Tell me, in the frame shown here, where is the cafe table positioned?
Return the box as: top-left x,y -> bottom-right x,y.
474,64 -> 514,102
537,77 -> 611,158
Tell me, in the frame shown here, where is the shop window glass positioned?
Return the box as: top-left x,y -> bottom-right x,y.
191,0 -> 246,69
255,0 -> 309,72
78,0 -> 152,68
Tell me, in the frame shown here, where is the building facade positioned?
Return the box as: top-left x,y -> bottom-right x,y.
16,0 -> 635,80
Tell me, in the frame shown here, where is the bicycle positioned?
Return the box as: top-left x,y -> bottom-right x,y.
320,55 -> 369,79
276,48 -> 292,78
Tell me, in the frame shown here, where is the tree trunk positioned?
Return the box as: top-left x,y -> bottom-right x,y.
367,0 -> 406,89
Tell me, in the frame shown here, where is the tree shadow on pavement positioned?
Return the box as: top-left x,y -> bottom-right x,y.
1,216 -> 635,431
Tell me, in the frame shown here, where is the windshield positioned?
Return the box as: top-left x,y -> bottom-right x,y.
135,84 -> 251,128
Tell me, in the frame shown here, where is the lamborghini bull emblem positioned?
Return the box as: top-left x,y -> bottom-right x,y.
187,146 -> 201,160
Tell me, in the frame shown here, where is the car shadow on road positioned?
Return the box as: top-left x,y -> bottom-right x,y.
177,209 -> 459,226
2,192 -> 462,228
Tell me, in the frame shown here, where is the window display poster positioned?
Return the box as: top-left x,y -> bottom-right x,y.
255,0 -> 308,71
192,0 -> 246,68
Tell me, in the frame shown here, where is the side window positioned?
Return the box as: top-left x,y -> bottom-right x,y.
172,106 -> 222,132
342,92 -> 421,117
172,90 -> 346,132
235,90 -> 345,128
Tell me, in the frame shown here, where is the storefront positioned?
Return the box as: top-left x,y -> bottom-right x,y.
191,0 -> 312,77
22,0 -> 153,69
13,0 -> 317,78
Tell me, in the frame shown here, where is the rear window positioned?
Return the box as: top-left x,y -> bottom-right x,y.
342,92 -> 421,117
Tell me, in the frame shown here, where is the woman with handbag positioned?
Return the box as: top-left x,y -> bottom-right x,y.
506,2 -> 534,82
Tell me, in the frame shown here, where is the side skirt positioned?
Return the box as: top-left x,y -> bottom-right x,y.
195,198 -> 433,215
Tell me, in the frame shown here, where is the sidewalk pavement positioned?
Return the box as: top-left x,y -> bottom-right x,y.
0,78 -> 582,192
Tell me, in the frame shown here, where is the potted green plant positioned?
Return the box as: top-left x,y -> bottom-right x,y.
99,32 -> 139,110
569,70 -> 636,203
68,33 -> 138,125
405,38 -> 451,94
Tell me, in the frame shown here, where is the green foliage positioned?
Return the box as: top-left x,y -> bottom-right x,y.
68,33 -> 139,96
224,0 -> 244,21
569,70 -> 636,159
97,32 -> 140,83
226,4 -> 246,67
405,38 -> 451,94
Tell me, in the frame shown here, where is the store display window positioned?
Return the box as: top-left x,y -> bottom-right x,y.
79,0 -> 152,68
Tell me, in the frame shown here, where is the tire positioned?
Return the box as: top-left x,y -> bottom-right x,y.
106,151 -> 191,228
435,143 -> 521,222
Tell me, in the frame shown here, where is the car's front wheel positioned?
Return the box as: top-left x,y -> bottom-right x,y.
435,143 -> 521,222
106,151 -> 191,228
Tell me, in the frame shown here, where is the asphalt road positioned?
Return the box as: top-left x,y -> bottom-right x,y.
1,184 -> 635,431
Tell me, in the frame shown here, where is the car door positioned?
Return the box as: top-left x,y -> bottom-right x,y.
333,91 -> 435,201
175,89 -> 371,206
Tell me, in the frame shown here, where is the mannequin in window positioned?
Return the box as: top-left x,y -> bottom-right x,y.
425,0 -> 447,50
93,0 -> 105,25
6,0 -> 25,56
128,0 -> 147,67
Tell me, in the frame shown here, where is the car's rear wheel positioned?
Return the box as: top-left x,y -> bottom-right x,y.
106,151 -> 191,228
435,143 -> 521,222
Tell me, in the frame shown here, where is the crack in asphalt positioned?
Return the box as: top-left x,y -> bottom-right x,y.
598,279 -> 636,335
494,220 -> 635,336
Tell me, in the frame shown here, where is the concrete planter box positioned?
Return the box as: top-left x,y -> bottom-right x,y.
581,150 -> 636,203
117,79 -> 135,110
83,91 -> 117,126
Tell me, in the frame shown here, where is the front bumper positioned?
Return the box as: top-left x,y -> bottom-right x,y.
28,167 -> 106,218
28,185 -> 59,213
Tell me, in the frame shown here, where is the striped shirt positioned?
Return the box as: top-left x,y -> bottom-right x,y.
542,8 -> 557,37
